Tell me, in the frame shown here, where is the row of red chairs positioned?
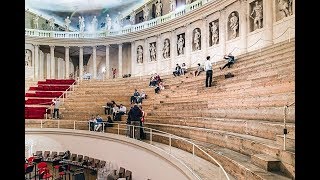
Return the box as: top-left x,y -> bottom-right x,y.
29,85 -> 70,92
25,107 -> 49,119
25,91 -> 64,98
25,98 -> 53,105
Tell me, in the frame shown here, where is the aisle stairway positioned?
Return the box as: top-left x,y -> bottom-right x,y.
25,79 -> 76,119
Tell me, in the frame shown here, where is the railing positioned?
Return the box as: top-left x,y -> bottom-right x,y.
283,102 -> 295,150
45,79 -> 79,119
25,120 -> 230,180
25,0 -> 213,39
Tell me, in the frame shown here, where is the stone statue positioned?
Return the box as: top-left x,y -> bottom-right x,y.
177,35 -> 185,55
278,0 -> 293,18
25,50 -> 31,67
143,5 -> 150,21
163,39 -> 170,59
91,16 -> 98,31
186,0 -> 192,4
106,14 -> 112,30
64,16 -> 71,32
229,12 -> 239,39
79,16 -> 85,32
250,1 -> 263,30
117,12 -> 124,27
33,16 -> 39,29
155,0 -> 163,17
194,29 -> 201,50
49,17 -> 55,31
130,10 -> 136,25
149,43 -> 156,61
169,0 -> 176,12
137,46 -> 143,63
211,21 -> 219,45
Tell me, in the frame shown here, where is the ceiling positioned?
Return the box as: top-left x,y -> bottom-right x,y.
26,0 -> 146,31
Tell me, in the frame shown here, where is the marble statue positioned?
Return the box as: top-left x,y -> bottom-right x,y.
155,0 -> 163,17
163,39 -> 170,59
211,21 -> 219,45
79,16 -> 85,32
130,10 -> 136,25
64,16 -> 71,32
186,0 -> 192,4
106,14 -> 112,30
33,16 -> 39,29
25,50 -> 31,67
177,35 -> 185,55
250,1 -> 263,30
149,43 -> 156,61
91,16 -> 98,31
49,17 -> 55,31
169,0 -> 176,12
143,5 -> 150,21
137,46 -> 143,63
194,29 -> 201,50
278,0 -> 293,18
229,12 -> 239,39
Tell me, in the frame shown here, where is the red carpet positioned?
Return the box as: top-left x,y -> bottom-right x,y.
25,79 -> 76,119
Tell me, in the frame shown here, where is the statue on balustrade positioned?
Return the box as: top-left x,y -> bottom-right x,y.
64,16 -> 71,32
177,35 -> 185,55
186,0 -> 192,4
149,43 -> 157,61
143,5 -> 150,21
114,12 -> 123,29
79,16 -> 85,32
193,29 -> 201,50
33,16 -> 39,29
137,45 -> 143,63
155,0 -> 163,17
250,1 -> 263,30
229,12 -> 239,39
169,0 -> 176,12
130,10 -> 136,25
278,0 -> 293,18
91,16 -> 98,31
163,39 -> 170,59
106,14 -> 112,30
211,21 -> 219,45
49,17 -> 55,31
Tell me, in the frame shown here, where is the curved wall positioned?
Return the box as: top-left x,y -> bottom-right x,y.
25,129 -> 194,180
25,0 -> 295,80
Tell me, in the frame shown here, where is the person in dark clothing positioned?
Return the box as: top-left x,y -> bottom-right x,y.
173,64 -> 181,77
220,53 -> 235,70
105,115 -> 113,127
127,105 -> 142,140
130,89 -> 140,104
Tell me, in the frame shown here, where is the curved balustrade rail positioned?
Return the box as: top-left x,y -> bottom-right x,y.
25,0 -> 209,39
25,119 -> 230,180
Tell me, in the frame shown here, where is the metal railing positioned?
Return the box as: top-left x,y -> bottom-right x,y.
283,102 -> 295,150
45,79 -> 79,119
25,119 -> 230,180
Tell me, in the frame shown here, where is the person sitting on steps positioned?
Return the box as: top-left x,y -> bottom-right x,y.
220,53 -> 235,70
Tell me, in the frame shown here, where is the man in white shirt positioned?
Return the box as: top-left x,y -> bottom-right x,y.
52,98 -> 61,119
204,56 -> 213,87
115,104 -> 126,121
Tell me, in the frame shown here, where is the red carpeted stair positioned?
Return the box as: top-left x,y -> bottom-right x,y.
25,79 -> 76,119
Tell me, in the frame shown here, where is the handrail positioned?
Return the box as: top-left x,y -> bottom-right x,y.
25,119 -> 230,180
45,79 -> 79,119
283,102 -> 295,150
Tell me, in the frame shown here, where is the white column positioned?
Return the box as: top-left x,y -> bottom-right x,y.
65,46 -> 70,79
240,0 -> 248,53
105,45 -> 110,79
171,30 -> 176,71
143,39 -> 148,76
34,44 -> 39,80
220,9 -> 226,56
118,44 -> 123,78
50,45 -> 55,78
46,53 -> 51,79
79,46 -> 84,81
185,24 -> 191,67
156,35 -> 161,72
39,51 -> 44,80
202,17 -> 208,59
57,58 -> 62,79
92,46 -> 97,79
264,0 -> 273,46
131,41 -> 135,76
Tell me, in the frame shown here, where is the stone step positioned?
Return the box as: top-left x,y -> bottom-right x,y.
251,154 -> 281,172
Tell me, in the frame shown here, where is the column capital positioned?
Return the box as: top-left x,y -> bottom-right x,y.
49,45 -> 55,48
118,43 -> 123,47
105,44 -> 110,47
78,46 -> 84,49
64,46 -> 70,49
92,45 -> 97,49
33,44 -> 40,47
